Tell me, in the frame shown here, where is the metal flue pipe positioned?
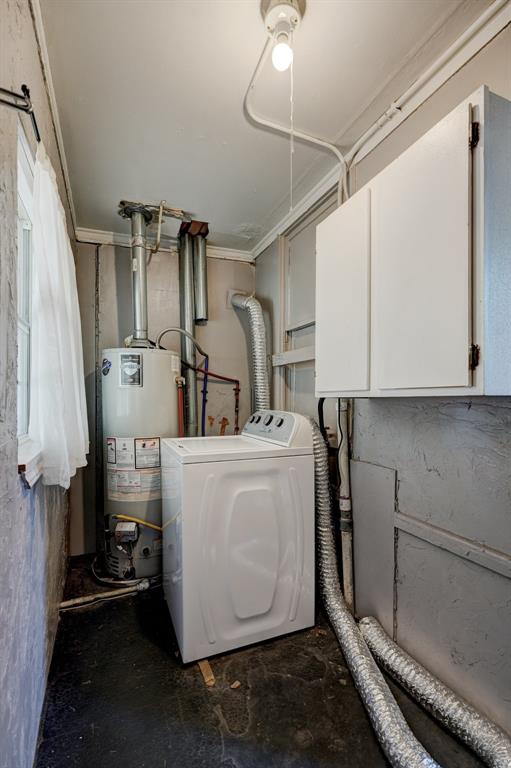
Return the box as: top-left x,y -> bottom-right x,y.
193,234 -> 208,324
130,211 -> 150,345
179,233 -> 198,436
118,202 -> 153,347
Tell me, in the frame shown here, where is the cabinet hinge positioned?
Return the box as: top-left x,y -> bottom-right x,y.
469,122 -> 480,149
469,344 -> 480,370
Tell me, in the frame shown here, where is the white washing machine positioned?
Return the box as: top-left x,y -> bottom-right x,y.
161,410 -> 315,663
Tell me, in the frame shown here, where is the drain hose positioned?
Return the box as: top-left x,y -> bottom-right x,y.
360,617 -> 511,768
310,419 -> 441,768
231,293 -> 270,411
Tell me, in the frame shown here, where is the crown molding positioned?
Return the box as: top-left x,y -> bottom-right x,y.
206,245 -> 255,263
75,228 -> 254,263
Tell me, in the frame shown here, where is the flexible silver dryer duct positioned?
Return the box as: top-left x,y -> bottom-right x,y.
310,420 -> 441,768
360,618 -> 511,768
231,293 -> 270,411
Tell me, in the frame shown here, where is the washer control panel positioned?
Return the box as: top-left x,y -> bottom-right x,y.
242,410 -> 296,445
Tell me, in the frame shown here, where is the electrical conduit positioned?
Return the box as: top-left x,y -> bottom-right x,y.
244,37 -> 348,205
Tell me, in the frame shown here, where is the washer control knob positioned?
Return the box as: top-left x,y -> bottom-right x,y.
263,415 -> 273,426
254,415 -> 261,423
249,415 -> 255,423
276,417 -> 284,428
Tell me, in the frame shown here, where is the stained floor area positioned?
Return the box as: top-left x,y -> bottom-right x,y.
36,557 -> 484,768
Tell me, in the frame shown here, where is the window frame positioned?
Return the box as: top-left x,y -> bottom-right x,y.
17,124 -> 42,485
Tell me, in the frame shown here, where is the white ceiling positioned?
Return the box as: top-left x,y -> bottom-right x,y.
40,0 -> 490,250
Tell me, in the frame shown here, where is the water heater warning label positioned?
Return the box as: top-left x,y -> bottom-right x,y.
107,468 -> 161,502
114,438 -> 135,468
135,437 -> 160,468
105,436 -> 161,501
106,437 -> 116,464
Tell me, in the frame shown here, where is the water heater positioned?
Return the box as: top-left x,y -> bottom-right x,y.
102,347 -> 180,578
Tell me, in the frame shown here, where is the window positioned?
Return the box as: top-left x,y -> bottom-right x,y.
17,127 -> 34,439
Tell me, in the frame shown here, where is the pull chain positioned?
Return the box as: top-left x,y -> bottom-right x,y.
289,29 -> 294,212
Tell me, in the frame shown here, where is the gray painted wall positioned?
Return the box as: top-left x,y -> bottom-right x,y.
0,1 -> 74,766
70,243 -> 255,554
255,25 -> 511,733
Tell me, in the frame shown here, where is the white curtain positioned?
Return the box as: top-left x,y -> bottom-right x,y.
29,143 -> 89,489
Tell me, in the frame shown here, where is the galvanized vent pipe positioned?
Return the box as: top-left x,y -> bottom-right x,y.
118,203 -> 153,347
360,617 -> 511,768
179,232 -> 198,436
193,234 -> 208,324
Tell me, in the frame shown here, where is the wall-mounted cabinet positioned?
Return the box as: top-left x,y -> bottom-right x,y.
315,86 -> 511,398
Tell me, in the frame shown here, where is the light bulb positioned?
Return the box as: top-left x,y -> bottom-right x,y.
272,41 -> 293,72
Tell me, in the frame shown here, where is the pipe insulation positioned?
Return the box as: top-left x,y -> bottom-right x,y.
360,618 -> 511,768
310,419 -> 441,768
231,293 -> 270,411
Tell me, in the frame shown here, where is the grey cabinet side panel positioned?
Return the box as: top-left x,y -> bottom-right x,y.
351,459 -> 396,634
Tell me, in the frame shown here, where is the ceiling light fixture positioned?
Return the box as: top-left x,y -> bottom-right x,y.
245,1 -> 348,208
263,0 -> 302,72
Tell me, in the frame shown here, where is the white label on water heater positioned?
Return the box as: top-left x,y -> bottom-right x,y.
106,435 -> 161,501
106,437 -> 116,464
107,468 -> 161,502
114,438 -> 136,468
135,437 -> 160,468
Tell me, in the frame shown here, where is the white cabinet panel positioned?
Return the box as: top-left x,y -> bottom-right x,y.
314,87 -> 511,398
372,102 -> 472,390
316,189 -> 370,393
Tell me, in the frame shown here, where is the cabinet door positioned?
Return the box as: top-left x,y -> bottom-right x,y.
372,102 -> 472,390
315,188 -> 371,394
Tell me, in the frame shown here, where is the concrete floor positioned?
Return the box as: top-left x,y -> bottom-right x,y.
35,558 -> 484,768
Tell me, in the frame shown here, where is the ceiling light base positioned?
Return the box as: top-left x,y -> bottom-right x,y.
261,0 -> 304,34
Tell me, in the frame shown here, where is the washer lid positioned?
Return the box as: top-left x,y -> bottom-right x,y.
162,435 -> 312,463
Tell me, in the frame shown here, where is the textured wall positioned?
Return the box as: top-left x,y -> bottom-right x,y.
352,399 -> 511,730
0,2 -> 74,766
70,242 -> 255,554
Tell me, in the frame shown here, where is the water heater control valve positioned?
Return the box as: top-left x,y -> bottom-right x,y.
114,521 -> 138,544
